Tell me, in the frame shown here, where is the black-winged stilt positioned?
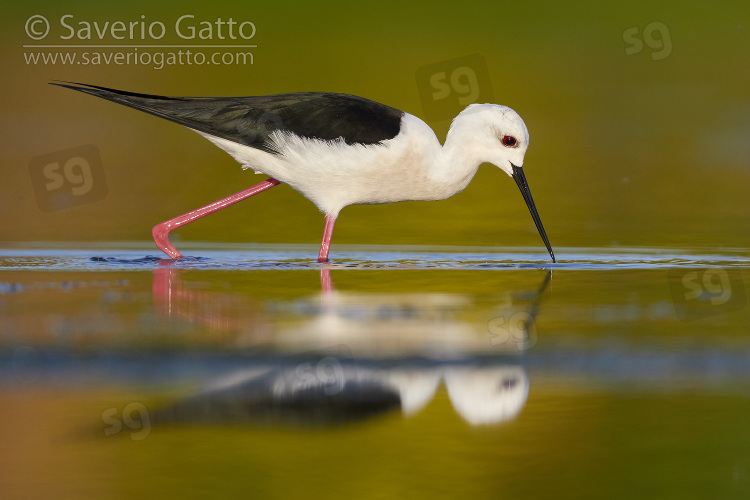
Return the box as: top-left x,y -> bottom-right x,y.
54,82 -> 555,263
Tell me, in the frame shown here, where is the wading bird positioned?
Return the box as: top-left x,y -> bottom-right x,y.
54,82 -> 555,263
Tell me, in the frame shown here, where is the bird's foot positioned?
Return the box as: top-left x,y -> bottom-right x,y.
152,222 -> 183,259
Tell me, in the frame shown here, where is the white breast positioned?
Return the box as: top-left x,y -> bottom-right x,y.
192,114 -> 450,215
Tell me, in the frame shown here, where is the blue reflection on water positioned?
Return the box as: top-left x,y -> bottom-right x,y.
1,245 -> 748,271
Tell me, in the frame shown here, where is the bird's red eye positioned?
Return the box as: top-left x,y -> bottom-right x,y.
502,135 -> 517,147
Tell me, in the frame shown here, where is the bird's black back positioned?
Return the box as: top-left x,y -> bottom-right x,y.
52,82 -> 405,154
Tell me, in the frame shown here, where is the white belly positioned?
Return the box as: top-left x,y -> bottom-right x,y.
193,113 -> 450,215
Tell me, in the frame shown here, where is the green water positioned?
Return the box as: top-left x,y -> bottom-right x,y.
1,248 -> 749,498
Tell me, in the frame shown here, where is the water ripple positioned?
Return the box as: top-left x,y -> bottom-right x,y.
0,245 -> 748,271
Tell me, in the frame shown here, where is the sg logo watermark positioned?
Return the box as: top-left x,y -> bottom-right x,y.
28,144 -> 107,212
488,311 -> 537,351
415,53 -> 494,122
101,402 -> 151,441
288,356 -> 347,395
274,345 -> 358,397
623,21 -> 672,61
668,268 -> 746,320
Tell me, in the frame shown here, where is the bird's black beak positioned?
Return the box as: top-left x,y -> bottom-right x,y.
511,164 -> 555,263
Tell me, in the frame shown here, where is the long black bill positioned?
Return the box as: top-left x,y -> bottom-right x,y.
511,164 -> 556,263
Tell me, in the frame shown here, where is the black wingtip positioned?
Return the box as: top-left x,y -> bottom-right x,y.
49,80 -> 87,91
49,81 -> 115,97
49,81 -> 180,101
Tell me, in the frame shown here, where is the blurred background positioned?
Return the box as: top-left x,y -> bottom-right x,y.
2,0 -> 748,251
3,2 -> 750,498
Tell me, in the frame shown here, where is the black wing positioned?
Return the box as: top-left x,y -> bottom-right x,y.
52,82 -> 404,154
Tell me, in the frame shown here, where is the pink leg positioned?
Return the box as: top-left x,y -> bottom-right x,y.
317,214 -> 337,263
152,178 -> 281,258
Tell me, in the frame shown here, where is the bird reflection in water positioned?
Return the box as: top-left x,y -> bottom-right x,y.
153,362 -> 528,428
150,268 -> 550,427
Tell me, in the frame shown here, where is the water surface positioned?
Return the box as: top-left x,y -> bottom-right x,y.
1,245 -> 749,498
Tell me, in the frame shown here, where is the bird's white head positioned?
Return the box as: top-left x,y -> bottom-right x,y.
449,103 -> 530,176
447,103 -> 555,263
